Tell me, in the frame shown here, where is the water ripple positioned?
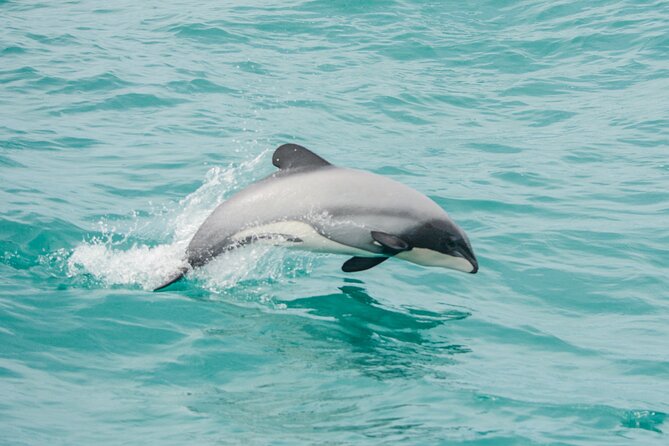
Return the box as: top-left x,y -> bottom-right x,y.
2,0 -> 668,444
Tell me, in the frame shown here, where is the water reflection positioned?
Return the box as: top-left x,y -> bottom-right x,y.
279,283 -> 472,379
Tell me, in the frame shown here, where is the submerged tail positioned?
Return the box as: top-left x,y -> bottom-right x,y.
153,265 -> 190,291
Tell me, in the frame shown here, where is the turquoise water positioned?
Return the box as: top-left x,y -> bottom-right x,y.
2,0 -> 668,443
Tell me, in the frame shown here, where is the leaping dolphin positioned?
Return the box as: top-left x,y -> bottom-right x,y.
154,144 -> 478,291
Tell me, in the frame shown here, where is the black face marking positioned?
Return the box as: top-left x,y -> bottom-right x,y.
404,219 -> 478,272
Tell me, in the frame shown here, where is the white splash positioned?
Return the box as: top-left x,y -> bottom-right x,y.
64,150 -> 310,291
67,241 -> 188,290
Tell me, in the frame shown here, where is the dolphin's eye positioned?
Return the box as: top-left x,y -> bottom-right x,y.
442,237 -> 457,249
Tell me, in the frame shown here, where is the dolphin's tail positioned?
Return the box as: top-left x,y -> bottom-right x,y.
153,265 -> 190,292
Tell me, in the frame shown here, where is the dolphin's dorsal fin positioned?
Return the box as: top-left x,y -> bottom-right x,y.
272,144 -> 331,170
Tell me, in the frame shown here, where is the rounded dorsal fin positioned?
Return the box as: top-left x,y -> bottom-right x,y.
272,144 -> 332,170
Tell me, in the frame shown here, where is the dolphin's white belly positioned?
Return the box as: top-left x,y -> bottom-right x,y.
396,248 -> 474,272
230,220 -> 374,257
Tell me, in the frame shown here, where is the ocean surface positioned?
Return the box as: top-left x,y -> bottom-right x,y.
1,0 -> 668,444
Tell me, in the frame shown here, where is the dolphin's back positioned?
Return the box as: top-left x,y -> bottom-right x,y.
186,166 -> 447,266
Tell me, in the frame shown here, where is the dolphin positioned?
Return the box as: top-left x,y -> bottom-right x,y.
154,144 -> 478,291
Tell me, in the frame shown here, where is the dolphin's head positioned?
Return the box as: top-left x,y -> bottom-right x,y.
399,219 -> 478,273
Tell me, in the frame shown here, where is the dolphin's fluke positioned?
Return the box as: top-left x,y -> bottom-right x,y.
153,266 -> 190,291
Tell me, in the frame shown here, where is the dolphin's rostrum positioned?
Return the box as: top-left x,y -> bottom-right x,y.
154,144 -> 478,291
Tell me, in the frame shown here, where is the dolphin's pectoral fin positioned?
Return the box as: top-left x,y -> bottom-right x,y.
339,231 -> 411,273
342,256 -> 389,273
371,231 -> 411,254
272,144 -> 332,170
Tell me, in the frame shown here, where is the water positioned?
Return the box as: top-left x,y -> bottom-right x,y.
1,0 -> 668,444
